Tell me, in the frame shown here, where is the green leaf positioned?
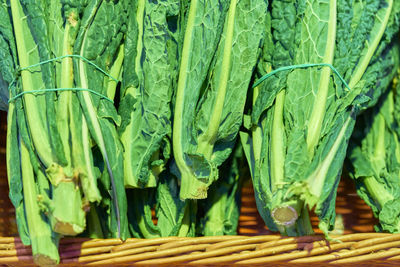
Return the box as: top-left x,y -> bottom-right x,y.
118,0 -> 180,188
156,173 -> 187,237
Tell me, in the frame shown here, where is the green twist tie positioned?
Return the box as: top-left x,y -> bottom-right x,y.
252,63 -> 351,91
8,54 -> 118,103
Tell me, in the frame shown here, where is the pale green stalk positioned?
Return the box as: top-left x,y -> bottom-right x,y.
196,0 -> 238,159
306,114 -> 353,206
20,140 -> 59,266
252,85 -> 263,163
306,0 -> 337,156
348,0 -> 393,89
10,0 -> 53,167
173,0 -> 205,199
106,44 -> 124,100
271,90 -> 285,192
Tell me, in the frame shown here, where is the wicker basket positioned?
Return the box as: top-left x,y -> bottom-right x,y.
1,110 -> 400,266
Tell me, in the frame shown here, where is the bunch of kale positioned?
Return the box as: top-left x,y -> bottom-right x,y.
2,0 -> 400,265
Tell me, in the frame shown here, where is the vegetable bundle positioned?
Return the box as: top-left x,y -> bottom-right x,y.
241,0 -> 400,236
348,72 -> 400,233
1,0 -> 400,266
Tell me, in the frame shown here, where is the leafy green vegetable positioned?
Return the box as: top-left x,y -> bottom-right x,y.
241,0 -> 400,236
2,1 -> 133,253
348,73 -> 400,233
0,0 -> 29,245
73,0 -> 130,239
118,0 -> 180,188
7,0 -> 89,239
0,0 -> 251,262
5,2 -> 400,264
20,140 -> 60,265
172,0 -> 266,200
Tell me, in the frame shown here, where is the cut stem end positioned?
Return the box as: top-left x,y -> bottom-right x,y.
53,221 -> 84,236
271,205 -> 299,226
33,254 -> 58,267
180,174 -> 208,200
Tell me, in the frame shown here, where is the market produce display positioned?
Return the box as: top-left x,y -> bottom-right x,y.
0,0 -> 400,265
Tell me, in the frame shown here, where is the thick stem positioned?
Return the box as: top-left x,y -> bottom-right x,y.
306,113 -> 353,201
271,90 -> 286,191
252,63 -> 271,163
363,176 -> 393,210
196,0 -> 238,159
180,175 -> 208,199
173,0 -> 207,199
57,23 -> 73,168
71,108 -> 101,203
271,199 -> 302,227
10,0 -> 53,167
306,0 -> 336,156
20,140 -> 59,265
49,22 -> 87,236
51,181 -> 86,235
251,85 -> 263,163
348,0 -> 393,89
106,44 -> 124,100
79,19 -> 122,237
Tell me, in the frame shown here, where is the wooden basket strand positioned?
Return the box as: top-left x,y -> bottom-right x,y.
1,234 -> 400,265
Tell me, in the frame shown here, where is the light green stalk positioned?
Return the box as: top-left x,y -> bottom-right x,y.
252,85 -> 263,163
348,0 -> 393,89
363,176 -> 393,210
177,202 -> 193,237
271,90 -> 285,192
20,140 -> 59,266
196,0 -> 238,159
305,113 -> 353,206
79,33 -> 109,180
57,24 -> 73,170
79,26 -> 121,236
361,110 -> 391,209
9,0 -> 53,167
252,63 -> 270,166
49,22 -> 87,236
106,44 -> 124,100
306,0 -> 337,156
173,0 -> 205,199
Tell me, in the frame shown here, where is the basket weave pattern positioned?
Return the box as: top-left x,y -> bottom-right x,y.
1,110 -> 400,265
2,233 -> 400,265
